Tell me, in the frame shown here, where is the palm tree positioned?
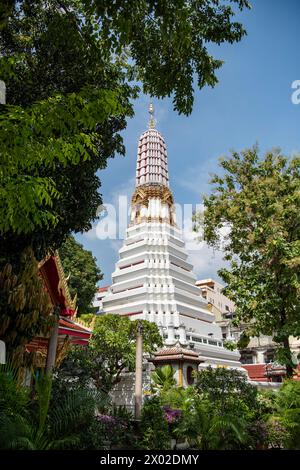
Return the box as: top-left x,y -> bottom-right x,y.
0,365 -> 97,449
151,365 -> 176,393
175,398 -> 248,450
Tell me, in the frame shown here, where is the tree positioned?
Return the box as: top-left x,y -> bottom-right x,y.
0,0 -> 250,244
194,366 -> 258,413
140,396 -> 170,450
56,314 -> 163,394
275,379 -> 300,449
0,0 -> 135,253
0,247 -> 54,364
194,148 -> 300,376
0,0 -> 249,360
176,397 -> 248,450
0,366 -> 98,450
59,235 -> 102,314
179,367 -> 259,449
151,365 -> 176,394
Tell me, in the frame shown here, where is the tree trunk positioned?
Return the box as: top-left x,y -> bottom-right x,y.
283,336 -> 294,378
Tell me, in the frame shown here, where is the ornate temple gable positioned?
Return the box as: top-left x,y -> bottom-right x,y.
132,184 -> 174,205
131,184 -> 175,226
39,251 -> 77,313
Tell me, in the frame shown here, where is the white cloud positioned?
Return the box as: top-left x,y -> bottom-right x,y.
180,204 -> 228,282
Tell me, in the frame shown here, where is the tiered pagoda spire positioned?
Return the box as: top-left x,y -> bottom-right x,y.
102,105 -> 241,373
136,104 -> 169,188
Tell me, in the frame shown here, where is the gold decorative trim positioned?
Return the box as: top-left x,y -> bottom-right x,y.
131,184 -> 174,206
55,252 -> 77,310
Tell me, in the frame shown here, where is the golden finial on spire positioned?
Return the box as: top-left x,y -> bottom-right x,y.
148,102 -> 156,129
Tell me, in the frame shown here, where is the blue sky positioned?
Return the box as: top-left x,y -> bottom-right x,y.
75,0 -> 300,286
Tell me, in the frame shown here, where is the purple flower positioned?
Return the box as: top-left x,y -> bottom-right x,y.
163,406 -> 182,423
97,414 -> 116,424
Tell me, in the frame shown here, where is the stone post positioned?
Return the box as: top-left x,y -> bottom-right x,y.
0,80 -> 6,104
45,308 -> 60,374
135,321 -> 143,420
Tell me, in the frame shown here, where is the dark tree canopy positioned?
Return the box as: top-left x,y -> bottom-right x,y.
60,235 -> 102,314
194,147 -> 300,376
0,0 -> 249,251
0,0 -> 249,355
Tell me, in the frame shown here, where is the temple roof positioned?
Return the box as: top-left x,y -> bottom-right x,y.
136,105 -> 169,188
151,346 -> 202,364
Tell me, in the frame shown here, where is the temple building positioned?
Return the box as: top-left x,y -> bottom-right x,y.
102,105 -> 241,377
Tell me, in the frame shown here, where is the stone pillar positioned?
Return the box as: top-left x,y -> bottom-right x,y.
135,322 -> 143,420
0,80 -> 6,104
45,316 -> 59,374
0,340 -> 6,364
178,362 -> 183,387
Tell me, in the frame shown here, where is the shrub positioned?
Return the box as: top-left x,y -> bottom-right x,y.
140,397 -> 170,450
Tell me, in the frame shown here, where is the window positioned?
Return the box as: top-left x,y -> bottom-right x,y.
240,352 -> 254,364
186,366 -> 194,385
191,336 -> 202,343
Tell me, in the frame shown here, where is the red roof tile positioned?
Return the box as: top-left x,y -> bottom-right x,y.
97,285 -> 110,293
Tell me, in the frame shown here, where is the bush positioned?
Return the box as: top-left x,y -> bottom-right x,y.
140,397 -> 170,450
275,380 -> 300,449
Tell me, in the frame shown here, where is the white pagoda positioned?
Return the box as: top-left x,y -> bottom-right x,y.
102,105 -> 241,373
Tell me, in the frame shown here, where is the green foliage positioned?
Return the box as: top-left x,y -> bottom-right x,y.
88,0 -> 250,114
275,380 -> 300,449
194,366 -> 258,414
55,314 -> 162,394
195,147 -> 300,375
151,365 -> 176,394
59,235 -> 102,314
175,396 -> 249,450
0,0 -> 134,257
0,362 -> 136,451
172,368 -> 259,449
0,366 -> 98,449
93,408 -> 137,450
0,0 -> 249,242
0,85 -> 129,237
140,397 -> 170,450
0,247 -> 54,364
79,313 -> 95,326
0,362 -> 29,420
160,386 -> 195,410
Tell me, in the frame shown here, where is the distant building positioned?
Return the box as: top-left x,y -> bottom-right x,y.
93,285 -> 109,314
196,278 -> 300,382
